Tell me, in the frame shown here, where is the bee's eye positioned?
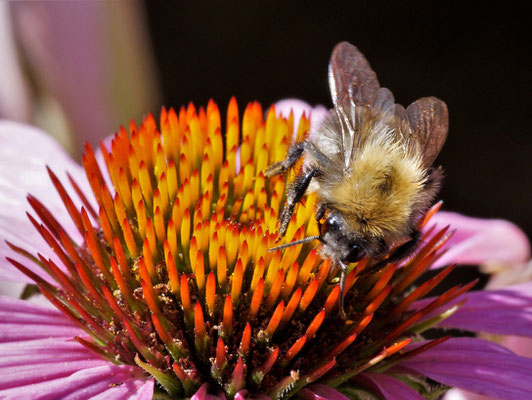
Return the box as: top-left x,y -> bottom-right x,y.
345,243 -> 364,263
325,216 -> 341,232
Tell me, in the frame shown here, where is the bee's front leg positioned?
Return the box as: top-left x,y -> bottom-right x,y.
338,261 -> 348,319
364,230 -> 422,275
264,142 -> 306,177
277,169 -> 318,238
264,141 -> 329,177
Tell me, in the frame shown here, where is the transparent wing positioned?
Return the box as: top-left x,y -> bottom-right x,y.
329,42 -> 380,107
405,97 -> 449,167
328,42 -> 380,169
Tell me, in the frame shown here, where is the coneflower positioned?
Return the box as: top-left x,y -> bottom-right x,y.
1,99 -> 531,400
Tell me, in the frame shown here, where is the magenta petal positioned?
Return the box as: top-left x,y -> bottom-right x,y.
398,338 -> 532,400
360,372 -> 425,400
429,211 -> 530,269
0,295 -> 82,341
299,384 -> 350,400
411,283 -> 532,337
275,99 -> 328,132
0,121 -> 93,283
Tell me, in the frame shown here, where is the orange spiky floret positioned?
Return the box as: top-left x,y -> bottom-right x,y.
10,98 -> 473,399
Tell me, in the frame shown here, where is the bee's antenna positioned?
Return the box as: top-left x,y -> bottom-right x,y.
268,236 -> 320,252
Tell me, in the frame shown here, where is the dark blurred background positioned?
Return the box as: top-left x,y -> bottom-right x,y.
143,1 -> 532,241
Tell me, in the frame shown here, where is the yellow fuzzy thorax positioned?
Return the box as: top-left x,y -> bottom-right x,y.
331,135 -> 426,241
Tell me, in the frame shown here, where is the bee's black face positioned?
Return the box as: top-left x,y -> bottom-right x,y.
320,213 -> 366,263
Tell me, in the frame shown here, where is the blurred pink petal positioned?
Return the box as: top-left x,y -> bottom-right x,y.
0,2 -> 30,122
412,282 -> 532,337
299,384 -> 350,400
275,99 -> 328,133
0,296 -> 151,399
500,335 -> 532,358
444,388 -> 495,400
9,1 -> 160,157
398,338 -> 532,400
0,121 -> 92,283
430,211 -> 530,269
360,372 -> 425,400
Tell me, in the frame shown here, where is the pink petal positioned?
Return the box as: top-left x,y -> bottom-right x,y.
429,211 -> 530,269
0,295 -> 152,399
299,384 -> 350,400
0,295 -> 82,341
0,296 -> 150,398
235,390 -> 269,400
191,383 -> 227,400
398,338 -> 532,400
0,364 -> 152,400
275,99 -> 328,133
411,283 -> 532,337
0,121 -> 93,284
0,338 -> 111,390
360,372 -> 425,400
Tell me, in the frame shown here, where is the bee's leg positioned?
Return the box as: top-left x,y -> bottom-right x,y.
265,141 -> 329,177
315,202 -> 327,223
338,261 -> 348,319
277,169 -> 318,238
386,229 -> 422,264
365,230 -> 422,274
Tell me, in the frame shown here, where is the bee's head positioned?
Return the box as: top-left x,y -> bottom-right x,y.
319,212 -> 366,263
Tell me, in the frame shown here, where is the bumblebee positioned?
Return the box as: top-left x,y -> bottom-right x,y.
265,42 -> 448,316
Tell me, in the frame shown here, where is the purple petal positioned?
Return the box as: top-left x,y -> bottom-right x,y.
429,211 -> 530,269
0,295 -> 82,341
275,99 -> 328,133
360,372 -> 425,400
411,283 -> 532,337
299,384 -> 350,400
398,337 -> 532,400
0,121 -> 93,283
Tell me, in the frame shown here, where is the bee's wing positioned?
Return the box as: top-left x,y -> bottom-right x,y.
329,42 -> 380,107
328,42 -> 380,169
405,97 -> 449,167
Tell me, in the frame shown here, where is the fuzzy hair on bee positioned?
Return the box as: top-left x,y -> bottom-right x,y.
265,41 -> 448,317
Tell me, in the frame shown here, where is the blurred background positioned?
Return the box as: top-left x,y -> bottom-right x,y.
1,1 -> 531,241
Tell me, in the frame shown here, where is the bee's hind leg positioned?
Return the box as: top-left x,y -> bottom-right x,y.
277,169 -> 318,238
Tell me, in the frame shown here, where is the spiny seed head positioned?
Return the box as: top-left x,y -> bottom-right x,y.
10,98 -> 471,399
